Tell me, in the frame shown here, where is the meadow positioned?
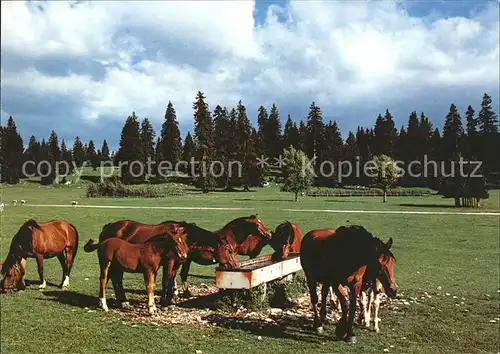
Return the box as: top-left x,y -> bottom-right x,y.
1,181 -> 499,354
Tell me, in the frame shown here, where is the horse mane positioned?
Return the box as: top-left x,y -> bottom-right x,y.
335,225 -> 395,259
221,215 -> 252,229
23,219 -> 42,231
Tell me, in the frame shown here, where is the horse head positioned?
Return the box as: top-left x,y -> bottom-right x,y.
0,261 -> 25,292
374,237 -> 397,299
170,226 -> 189,262
270,221 -> 294,261
215,233 -> 239,269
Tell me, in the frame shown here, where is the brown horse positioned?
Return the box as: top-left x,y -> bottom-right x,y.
270,221 -> 302,261
84,226 -> 189,314
300,225 -> 397,343
1,219 -> 79,291
178,214 -> 273,298
95,218 -> 242,305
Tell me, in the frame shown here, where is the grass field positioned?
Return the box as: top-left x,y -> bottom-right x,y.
1,182 -> 499,354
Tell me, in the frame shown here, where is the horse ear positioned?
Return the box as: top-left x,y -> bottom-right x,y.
387,237 -> 393,249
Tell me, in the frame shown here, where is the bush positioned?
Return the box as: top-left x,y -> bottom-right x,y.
86,180 -> 185,198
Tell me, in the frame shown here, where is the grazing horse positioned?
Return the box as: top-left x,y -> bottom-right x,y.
358,278 -> 386,332
300,226 -> 397,343
84,226 -> 189,314
270,221 -> 302,261
95,218 -> 241,305
1,219 -> 79,291
178,214 -> 273,297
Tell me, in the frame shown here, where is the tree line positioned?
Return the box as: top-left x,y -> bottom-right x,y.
1,92 -> 498,192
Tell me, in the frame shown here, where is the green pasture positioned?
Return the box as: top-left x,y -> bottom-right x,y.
0,183 -> 499,353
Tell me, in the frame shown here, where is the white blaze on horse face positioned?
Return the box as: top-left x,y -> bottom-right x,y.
62,276 -> 70,287
38,280 -> 46,289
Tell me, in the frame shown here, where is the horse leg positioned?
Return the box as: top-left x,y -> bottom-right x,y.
319,283 -> 330,328
373,292 -> 382,333
19,258 -> 27,289
56,253 -> 69,288
179,259 -> 192,298
35,255 -> 46,289
111,270 -> 130,309
345,282 -> 362,344
62,246 -> 76,288
144,270 -> 157,315
334,285 -> 349,340
306,278 -> 322,334
99,262 -> 111,311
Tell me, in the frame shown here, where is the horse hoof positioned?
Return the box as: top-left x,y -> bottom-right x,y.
160,297 -> 172,307
38,281 -> 46,289
345,336 -> 357,344
316,326 -> 324,335
121,302 -> 132,309
374,328 -> 380,334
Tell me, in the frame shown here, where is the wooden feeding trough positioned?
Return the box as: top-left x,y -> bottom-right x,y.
215,253 -> 302,289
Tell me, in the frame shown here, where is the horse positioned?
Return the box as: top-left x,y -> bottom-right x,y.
83,226 -> 189,315
177,214 -> 274,297
95,218 -> 241,305
300,225 -> 397,343
358,278 -> 386,332
270,221 -> 302,261
1,219 -> 79,292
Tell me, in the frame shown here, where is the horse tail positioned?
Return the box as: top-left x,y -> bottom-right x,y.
83,239 -> 100,253
24,219 -> 42,230
69,223 -> 79,261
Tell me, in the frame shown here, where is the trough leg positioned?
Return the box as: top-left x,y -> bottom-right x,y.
35,255 -> 46,289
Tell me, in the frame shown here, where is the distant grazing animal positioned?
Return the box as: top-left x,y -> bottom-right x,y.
20,200 -> 26,205
71,201 -> 78,207
1,219 -> 79,291
0,202 -> 4,212
83,226 -> 189,314
300,226 -> 397,343
12,200 -> 17,205
271,221 -> 302,261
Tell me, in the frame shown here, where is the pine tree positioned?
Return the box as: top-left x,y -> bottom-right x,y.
140,118 -> 156,179
477,93 -> 500,177
235,100 -> 253,188
193,91 -> 216,192
306,102 -> 325,162
100,139 -> 110,161
72,136 -> 86,168
60,139 -> 74,174
322,121 -> 343,185
38,139 -> 50,184
257,106 -> 269,156
87,140 -> 99,170
41,130 -> 60,184
226,108 -> 240,187
343,131 -> 359,185
297,120 -> 307,152
160,102 -> 182,167
213,105 -> 231,187
267,104 -> 282,159
0,116 -> 24,183
182,132 -> 196,175
23,135 -> 39,177
374,110 -> 398,157
282,114 -> 299,150
442,103 -> 464,161
242,129 -> 264,190
464,105 -> 477,159
116,112 -> 142,184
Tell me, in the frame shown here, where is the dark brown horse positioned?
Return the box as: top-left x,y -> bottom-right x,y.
84,226 -> 189,314
1,219 -> 79,291
300,225 -> 397,343
270,221 -> 302,261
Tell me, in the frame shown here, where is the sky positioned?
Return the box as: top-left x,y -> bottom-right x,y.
1,0 -> 499,151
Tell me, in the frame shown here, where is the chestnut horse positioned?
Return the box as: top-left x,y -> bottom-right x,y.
1,219 -> 79,291
300,225 -> 397,343
270,221 -> 302,261
84,226 -> 189,314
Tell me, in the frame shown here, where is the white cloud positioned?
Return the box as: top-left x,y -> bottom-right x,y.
1,0 -> 498,141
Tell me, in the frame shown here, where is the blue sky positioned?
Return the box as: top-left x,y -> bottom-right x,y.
1,0 -> 498,151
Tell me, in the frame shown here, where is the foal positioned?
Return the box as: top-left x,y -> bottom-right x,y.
84,226 -> 189,315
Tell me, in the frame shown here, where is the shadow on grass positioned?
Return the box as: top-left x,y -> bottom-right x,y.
399,203 -> 457,209
41,290 -> 97,308
324,200 -> 368,204
200,313 -> 334,343
233,198 -> 296,202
